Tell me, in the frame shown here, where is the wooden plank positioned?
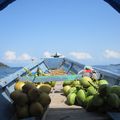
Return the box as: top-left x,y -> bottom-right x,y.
45,82 -> 109,120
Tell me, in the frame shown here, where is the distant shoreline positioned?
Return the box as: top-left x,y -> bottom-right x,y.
110,64 -> 120,66
0,62 -> 9,68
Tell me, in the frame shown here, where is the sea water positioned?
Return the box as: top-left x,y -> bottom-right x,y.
0,67 -> 22,79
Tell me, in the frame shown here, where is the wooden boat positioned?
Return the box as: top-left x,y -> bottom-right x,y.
0,57 -> 120,120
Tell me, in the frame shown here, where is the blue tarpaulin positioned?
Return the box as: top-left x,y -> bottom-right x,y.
0,0 -> 15,10
104,0 -> 120,13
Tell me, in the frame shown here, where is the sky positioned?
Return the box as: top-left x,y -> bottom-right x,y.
0,0 -> 120,67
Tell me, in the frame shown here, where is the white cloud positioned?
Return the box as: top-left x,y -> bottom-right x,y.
18,53 -> 32,61
4,51 -> 16,60
104,49 -> 120,59
70,52 -> 92,60
3,51 -> 36,61
43,51 -> 51,58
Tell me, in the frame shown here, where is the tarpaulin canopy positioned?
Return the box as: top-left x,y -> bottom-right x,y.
104,0 -> 120,13
0,0 -> 15,10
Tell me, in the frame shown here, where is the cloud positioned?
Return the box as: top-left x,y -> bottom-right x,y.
70,52 -> 92,60
43,51 -> 51,58
4,51 -> 16,60
18,53 -> 32,61
104,49 -> 120,59
3,50 -> 36,61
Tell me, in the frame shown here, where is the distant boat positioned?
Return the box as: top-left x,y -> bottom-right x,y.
51,53 -> 63,58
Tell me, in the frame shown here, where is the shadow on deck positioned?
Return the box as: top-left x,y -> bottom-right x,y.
45,107 -> 111,120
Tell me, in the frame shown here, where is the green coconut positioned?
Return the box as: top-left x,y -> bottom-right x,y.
44,81 -> 56,87
14,81 -> 25,91
86,96 -> 94,111
80,77 -> 92,88
98,80 -> 108,86
92,94 -> 104,107
39,84 -> 51,94
111,86 -> 120,97
36,83 -> 42,89
22,82 -> 36,94
98,84 -> 111,96
63,85 -> 71,96
38,92 -> 51,107
71,80 -> 81,87
10,90 -> 22,101
67,93 -> 76,105
28,88 -> 41,102
76,89 -> 86,106
84,95 -> 94,107
87,86 -> 97,96
16,105 -> 29,118
107,93 -> 120,108
29,102 -> 44,116
67,87 -> 77,95
63,80 -> 72,87
14,92 -> 28,106
50,81 -> 56,87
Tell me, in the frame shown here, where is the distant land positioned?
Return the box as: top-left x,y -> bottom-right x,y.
0,62 -> 9,68
110,64 -> 120,66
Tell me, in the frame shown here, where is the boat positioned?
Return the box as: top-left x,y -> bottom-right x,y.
0,56 -> 120,120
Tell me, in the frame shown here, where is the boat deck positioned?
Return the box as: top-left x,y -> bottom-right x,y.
45,82 -> 110,120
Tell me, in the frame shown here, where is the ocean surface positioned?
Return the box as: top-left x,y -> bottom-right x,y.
0,65 -> 120,79
94,64 -> 120,74
0,67 -> 22,79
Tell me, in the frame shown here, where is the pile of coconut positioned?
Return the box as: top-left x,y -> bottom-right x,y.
10,81 -> 51,119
